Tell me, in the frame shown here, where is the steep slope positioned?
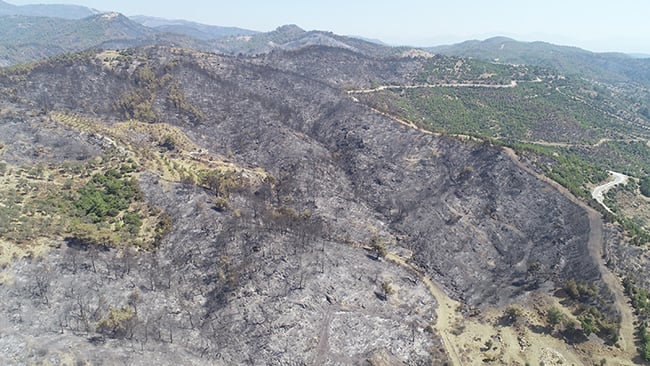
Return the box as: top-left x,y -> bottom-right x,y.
0,47 -> 612,364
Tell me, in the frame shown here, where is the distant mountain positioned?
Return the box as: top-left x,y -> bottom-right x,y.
0,15 -> 413,67
347,35 -> 388,46
0,12 -> 211,66
429,36 -> 650,85
0,0 -> 98,19
211,24 -> 408,57
130,15 -> 257,40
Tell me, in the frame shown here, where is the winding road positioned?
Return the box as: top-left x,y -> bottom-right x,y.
591,171 -> 629,213
346,80 -> 519,94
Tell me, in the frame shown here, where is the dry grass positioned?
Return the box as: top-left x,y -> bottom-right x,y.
614,188 -> 650,232
50,112 -> 269,186
384,247 -> 636,365
0,112 -> 273,258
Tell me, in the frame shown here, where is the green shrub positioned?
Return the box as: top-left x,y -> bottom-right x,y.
75,169 -> 141,222
96,306 -> 136,339
201,169 -> 240,196
641,176 -> 650,197
547,307 -> 565,327
370,235 -> 387,259
578,313 -> 599,336
212,196 -> 230,211
122,211 -> 142,235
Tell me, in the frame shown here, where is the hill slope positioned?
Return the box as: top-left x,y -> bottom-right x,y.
0,46 -> 612,364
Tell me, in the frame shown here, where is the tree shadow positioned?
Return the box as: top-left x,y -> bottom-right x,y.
528,323 -> 551,335
366,254 -> 380,261
560,330 -> 589,344
496,314 -> 516,327
64,236 -> 110,252
64,236 -> 89,251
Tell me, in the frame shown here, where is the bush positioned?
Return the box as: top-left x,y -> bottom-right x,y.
578,313 -> 599,336
212,196 -> 230,211
154,213 -> 172,244
122,211 -> 142,235
96,306 -> 136,339
641,176 -> 650,198
75,169 -> 141,222
202,169 -> 240,196
160,134 -> 177,151
370,235 -> 387,259
502,306 -> 523,325
381,281 -> 394,299
547,306 -> 565,327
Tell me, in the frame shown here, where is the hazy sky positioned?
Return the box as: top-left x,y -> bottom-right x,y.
7,0 -> 650,53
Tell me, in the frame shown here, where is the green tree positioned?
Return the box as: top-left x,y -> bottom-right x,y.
578,314 -> 599,336
547,306 -> 565,329
640,176 -> 650,198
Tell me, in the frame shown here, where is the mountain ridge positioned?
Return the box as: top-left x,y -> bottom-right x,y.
0,15 -> 408,66
130,15 -> 258,40
0,0 -> 98,19
429,36 -> 650,84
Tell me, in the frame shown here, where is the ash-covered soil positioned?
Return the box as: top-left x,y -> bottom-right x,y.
0,46 -> 607,364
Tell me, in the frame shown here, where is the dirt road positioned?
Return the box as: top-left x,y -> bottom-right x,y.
385,253 -> 463,366
356,97 -> 638,363
346,80 -> 518,94
504,148 -> 636,359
